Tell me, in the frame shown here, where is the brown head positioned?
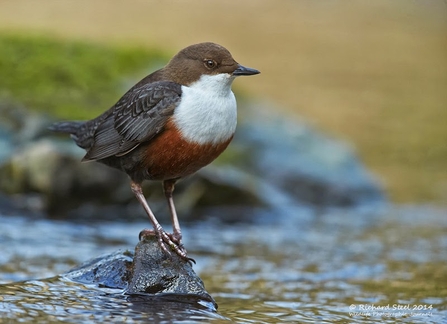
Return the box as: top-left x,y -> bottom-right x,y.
163,42 -> 259,86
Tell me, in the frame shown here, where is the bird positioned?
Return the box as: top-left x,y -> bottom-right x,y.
49,42 -> 260,260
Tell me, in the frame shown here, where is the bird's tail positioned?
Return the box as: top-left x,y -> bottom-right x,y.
48,121 -> 84,135
48,120 -> 93,150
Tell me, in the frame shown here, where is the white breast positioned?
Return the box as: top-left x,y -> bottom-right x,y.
173,74 -> 238,145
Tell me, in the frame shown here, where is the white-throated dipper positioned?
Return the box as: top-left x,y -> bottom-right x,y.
50,42 -> 260,260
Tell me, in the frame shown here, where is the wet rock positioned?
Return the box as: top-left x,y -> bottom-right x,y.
128,235 -> 214,302
64,234 -> 216,308
64,250 -> 133,289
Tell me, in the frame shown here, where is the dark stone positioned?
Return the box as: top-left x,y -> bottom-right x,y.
127,234 -> 215,305
64,234 -> 216,309
64,250 -> 133,289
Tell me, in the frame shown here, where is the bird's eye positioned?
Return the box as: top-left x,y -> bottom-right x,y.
204,59 -> 217,69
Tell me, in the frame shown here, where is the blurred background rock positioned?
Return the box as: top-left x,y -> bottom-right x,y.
0,0 -> 446,219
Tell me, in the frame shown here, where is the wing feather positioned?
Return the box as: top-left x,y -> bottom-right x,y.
83,81 -> 181,161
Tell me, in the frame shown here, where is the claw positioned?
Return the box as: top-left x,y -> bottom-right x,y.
166,232 -> 183,246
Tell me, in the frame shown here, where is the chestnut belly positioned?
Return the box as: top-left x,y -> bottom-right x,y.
143,135 -> 232,181
110,122 -> 232,182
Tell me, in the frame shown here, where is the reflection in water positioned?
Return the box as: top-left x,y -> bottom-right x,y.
0,278 -> 224,322
0,205 -> 446,323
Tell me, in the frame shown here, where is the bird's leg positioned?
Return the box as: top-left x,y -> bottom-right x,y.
163,179 -> 182,245
130,180 -> 187,259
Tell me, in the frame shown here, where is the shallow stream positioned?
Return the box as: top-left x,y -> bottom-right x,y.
0,203 -> 446,323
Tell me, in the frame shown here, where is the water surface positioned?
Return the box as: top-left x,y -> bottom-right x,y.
0,205 -> 446,323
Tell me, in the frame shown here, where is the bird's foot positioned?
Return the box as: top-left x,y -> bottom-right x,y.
139,228 -> 195,264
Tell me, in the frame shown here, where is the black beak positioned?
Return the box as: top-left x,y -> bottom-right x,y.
233,64 -> 260,76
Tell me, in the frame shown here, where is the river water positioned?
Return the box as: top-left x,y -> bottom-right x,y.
0,204 -> 446,323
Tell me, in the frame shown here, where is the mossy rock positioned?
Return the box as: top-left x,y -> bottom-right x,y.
0,33 -> 168,120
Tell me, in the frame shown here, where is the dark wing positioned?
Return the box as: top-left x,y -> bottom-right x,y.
83,81 -> 182,161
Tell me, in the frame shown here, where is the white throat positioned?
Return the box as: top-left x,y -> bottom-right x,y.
173,74 -> 237,145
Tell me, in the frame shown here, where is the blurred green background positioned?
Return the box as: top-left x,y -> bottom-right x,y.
0,0 -> 446,204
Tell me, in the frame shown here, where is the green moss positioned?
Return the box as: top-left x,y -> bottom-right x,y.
0,33 -> 168,120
